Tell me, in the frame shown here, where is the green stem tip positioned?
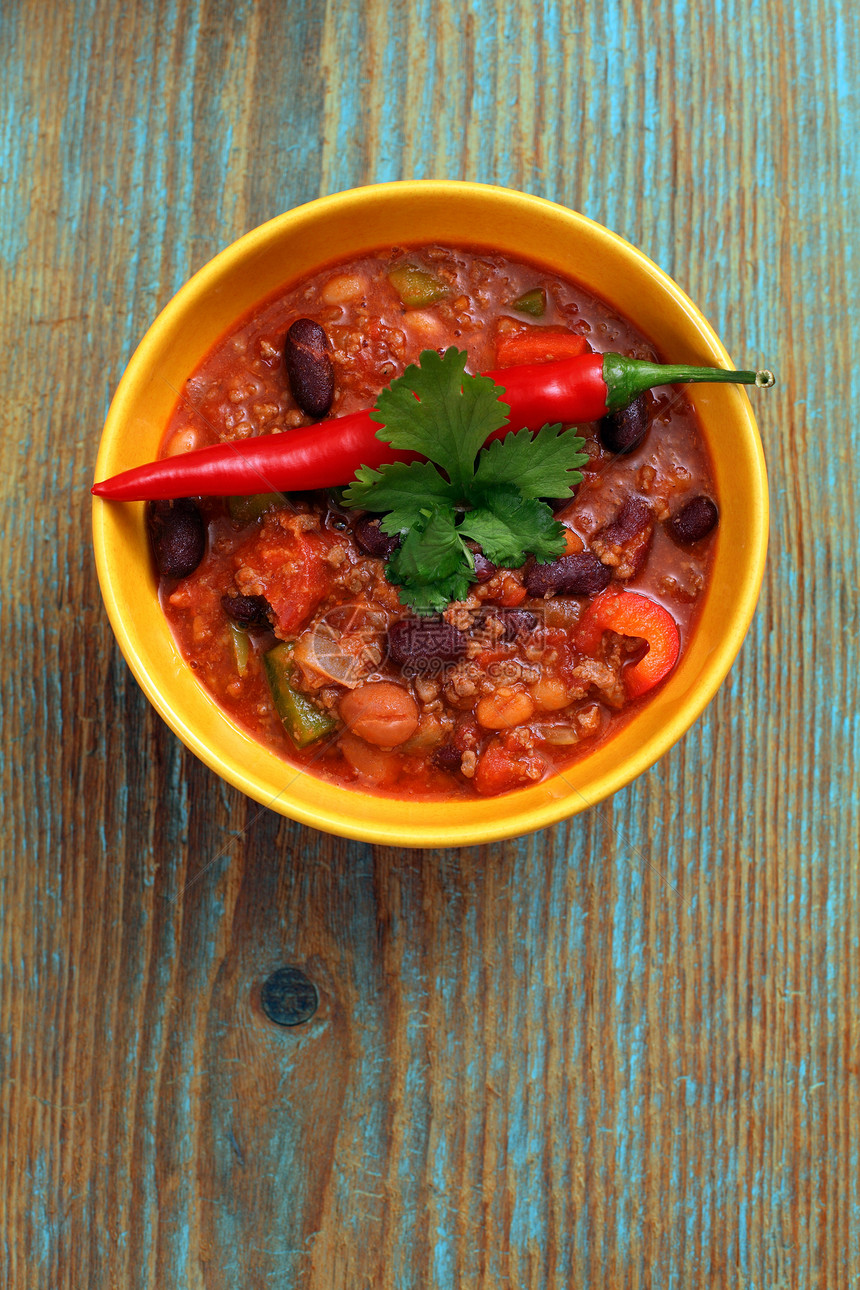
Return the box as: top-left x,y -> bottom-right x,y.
603,354 -> 775,411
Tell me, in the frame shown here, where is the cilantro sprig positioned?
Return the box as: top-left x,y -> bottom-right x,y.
342,348 -> 588,613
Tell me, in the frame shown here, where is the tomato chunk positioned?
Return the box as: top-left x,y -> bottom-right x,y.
234,528 -> 331,636
575,589 -> 680,698
474,736 -> 543,796
495,573 -> 527,606
494,328 -> 588,368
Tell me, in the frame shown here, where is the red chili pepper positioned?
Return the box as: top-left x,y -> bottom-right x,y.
494,329 -> 589,368
92,354 -> 774,501
574,589 -> 680,698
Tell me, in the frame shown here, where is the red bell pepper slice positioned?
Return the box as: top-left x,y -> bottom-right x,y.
494,329 -> 589,368
574,589 -> 680,698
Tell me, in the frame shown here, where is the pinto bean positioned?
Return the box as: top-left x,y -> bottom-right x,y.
529,676 -> 572,712
353,516 -> 400,559
600,395 -> 649,454
283,318 -> 334,419
147,498 -> 205,579
669,495 -> 720,544
164,426 -> 201,457
387,617 -> 467,666
339,681 -> 419,746
221,593 -> 271,631
339,732 -> 401,786
524,550 -> 612,598
476,687 -> 536,730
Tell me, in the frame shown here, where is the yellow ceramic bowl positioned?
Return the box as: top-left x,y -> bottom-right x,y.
93,181 -> 768,847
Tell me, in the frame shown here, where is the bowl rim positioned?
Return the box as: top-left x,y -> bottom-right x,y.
92,180 -> 769,846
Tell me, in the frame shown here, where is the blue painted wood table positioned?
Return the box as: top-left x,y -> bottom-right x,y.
2,1 -> 858,1285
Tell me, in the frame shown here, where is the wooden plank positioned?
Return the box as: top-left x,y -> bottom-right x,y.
1,0 -> 858,1285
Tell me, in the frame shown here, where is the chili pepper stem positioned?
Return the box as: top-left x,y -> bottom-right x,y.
602,354 -> 775,412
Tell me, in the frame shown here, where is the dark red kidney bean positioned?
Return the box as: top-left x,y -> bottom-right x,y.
524,550 -> 612,597
284,318 -> 334,419
598,495 -> 652,546
387,617 -> 467,666
482,608 -> 537,639
600,395 -> 649,454
353,516 -> 400,559
221,593 -> 271,632
472,551 -> 496,582
147,498 -> 205,579
433,743 -> 463,772
669,495 -> 720,544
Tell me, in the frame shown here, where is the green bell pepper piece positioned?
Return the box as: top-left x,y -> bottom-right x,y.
388,264 -> 449,308
263,643 -> 337,748
228,492 -> 284,524
510,287 -> 547,317
228,621 -> 250,675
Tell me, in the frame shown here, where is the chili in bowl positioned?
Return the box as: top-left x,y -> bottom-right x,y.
92,182 -> 770,846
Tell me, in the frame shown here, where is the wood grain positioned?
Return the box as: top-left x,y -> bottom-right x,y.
2,0 -> 858,1285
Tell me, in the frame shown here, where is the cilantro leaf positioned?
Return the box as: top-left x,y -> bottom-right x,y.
388,507 -> 467,581
372,349 -> 510,494
472,424 -> 589,498
384,507 -> 475,613
343,460 -> 456,534
459,488 -> 567,566
390,574 -> 474,615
